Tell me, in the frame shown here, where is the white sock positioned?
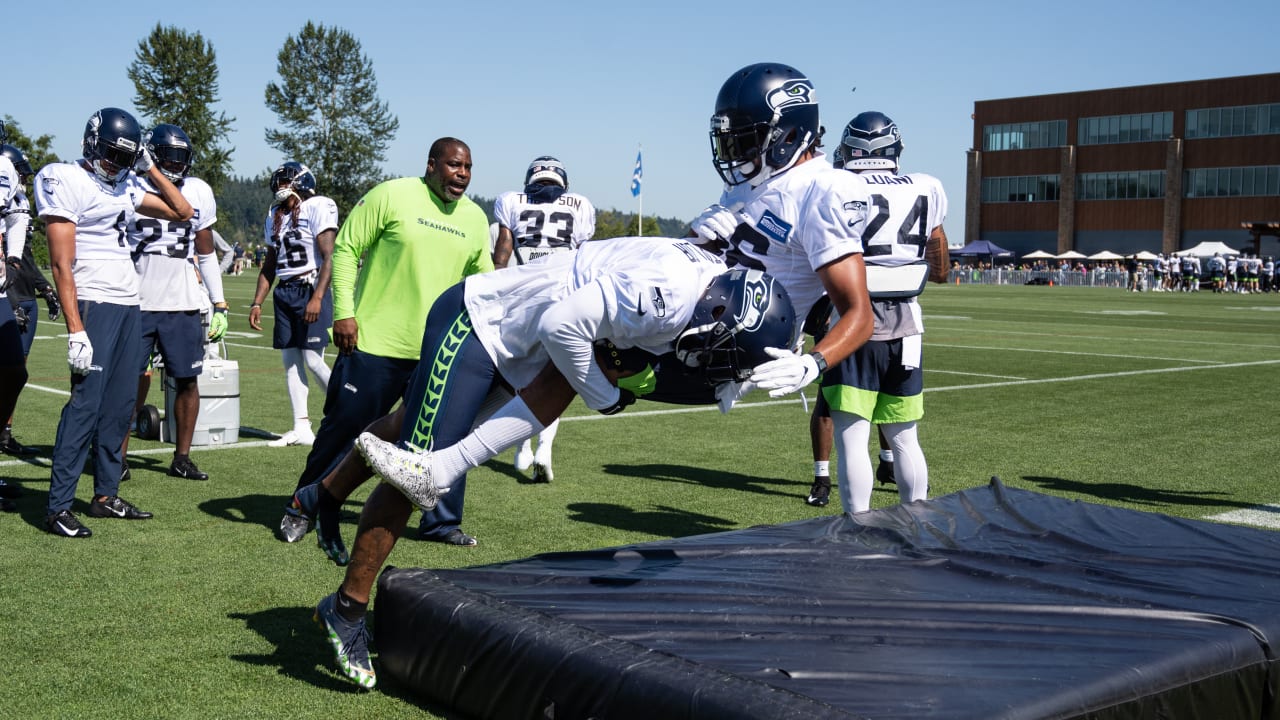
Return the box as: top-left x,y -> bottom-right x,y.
833,411 -> 874,512
879,448 -> 894,463
534,418 -> 560,463
281,349 -> 310,425
882,421 -> 928,502
432,395 -> 545,486
303,348 -> 331,390
813,460 -> 830,477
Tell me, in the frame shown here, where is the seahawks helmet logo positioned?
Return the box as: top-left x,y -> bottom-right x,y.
737,269 -> 773,332
766,79 -> 816,113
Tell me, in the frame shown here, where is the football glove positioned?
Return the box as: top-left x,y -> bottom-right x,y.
133,146 -> 154,174
12,304 -> 29,332
715,379 -> 755,414
691,203 -> 743,244
751,347 -> 821,397
68,331 -> 93,375
41,288 -> 61,321
208,306 -> 228,341
597,388 -> 636,416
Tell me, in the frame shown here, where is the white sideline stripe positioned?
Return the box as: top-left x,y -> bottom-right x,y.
26,383 -> 70,397
1206,506 -> 1280,530
931,343 -> 1224,365
0,439 -> 282,468
927,369 -> 1026,379
925,326 -> 1280,351
563,357 -> 1280,422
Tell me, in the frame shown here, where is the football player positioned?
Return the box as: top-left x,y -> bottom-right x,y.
806,111 -> 950,513
295,236 -> 793,688
121,124 -> 228,481
0,138 -> 27,506
38,107 -> 194,537
491,155 -> 597,483
248,162 -> 337,447
0,143 -> 59,458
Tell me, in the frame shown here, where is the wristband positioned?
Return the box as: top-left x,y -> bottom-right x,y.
250,302 -> 262,309
808,351 -> 828,375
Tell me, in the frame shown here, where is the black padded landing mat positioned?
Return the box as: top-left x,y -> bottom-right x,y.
375,479 -> 1280,719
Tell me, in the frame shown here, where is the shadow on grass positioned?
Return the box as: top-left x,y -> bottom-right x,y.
227,606 -> 471,715
599,462 -> 798,497
1021,475 -> 1250,511
227,606 -> 371,693
565,501 -> 736,537
198,493 -> 362,531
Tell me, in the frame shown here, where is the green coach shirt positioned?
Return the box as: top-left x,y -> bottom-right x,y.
331,177 -> 494,360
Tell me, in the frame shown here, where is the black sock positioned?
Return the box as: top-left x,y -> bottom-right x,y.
335,587 -> 367,622
317,485 -> 341,540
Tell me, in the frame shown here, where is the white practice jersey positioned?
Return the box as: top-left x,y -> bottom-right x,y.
0,156 -> 16,210
465,236 -> 725,410
1,189 -> 31,295
493,190 -> 597,264
35,161 -> 149,304
853,168 -> 948,341
261,195 -> 339,282
131,176 -> 218,311
718,156 -> 869,335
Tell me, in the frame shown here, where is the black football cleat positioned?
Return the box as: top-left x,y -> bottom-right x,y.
46,510 -> 92,538
87,495 -> 153,520
806,476 -> 831,507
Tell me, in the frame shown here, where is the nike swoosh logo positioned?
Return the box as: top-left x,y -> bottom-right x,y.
104,504 -> 126,517
636,293 -> 646,316
57,521 -> 80,534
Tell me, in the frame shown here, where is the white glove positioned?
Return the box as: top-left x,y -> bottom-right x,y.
751,347 -> 820,397
68,331 -> 94,375
691,203 -> 743,243
133,147 -> 154,174
715,379 -> 756,414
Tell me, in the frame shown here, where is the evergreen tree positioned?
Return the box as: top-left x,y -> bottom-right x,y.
128,24 -> 236,199
264,22 -> 399,217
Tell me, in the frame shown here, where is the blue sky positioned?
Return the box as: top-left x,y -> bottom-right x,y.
8,0 -> 1277,229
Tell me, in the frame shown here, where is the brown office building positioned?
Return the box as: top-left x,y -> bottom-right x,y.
965,73 -> 1280,258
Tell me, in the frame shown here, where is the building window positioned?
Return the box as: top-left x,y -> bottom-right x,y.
1184,166 -> 1280,197
981,175 -> 1061,202
1076,171 -> 1166,200
982,120 -> 1067,151
1077,112 -> 1173,144
1185,104 -> 1280,139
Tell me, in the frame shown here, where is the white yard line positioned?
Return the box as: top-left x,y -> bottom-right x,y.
929,343 -> 1224,365
1206,506 -> 1280,530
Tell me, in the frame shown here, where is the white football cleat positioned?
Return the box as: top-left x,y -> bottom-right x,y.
269,429 -> 316,447
513,440 -> 534,473
355,432 -> 442,511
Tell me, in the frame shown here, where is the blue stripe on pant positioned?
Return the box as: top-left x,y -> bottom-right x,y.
47,301 -> 144,515
291,349 -> 418,496
404,283 -> 499,540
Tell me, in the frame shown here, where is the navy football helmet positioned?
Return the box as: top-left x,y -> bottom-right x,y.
525,156 -> 568,190
0,144 -> 34,182
270,161 -> 317,202
82,107 -> 143,186
840,111 -> 903,171
710,62 -> 821,188
146,124 -> 194,183
675,268 -> 796,385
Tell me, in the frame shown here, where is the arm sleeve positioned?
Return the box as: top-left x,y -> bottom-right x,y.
536,282 -> 621,411
197,252 -> 226,304
4,209 -> 28,260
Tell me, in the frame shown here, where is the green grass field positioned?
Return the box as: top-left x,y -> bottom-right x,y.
2,277 -> 1278,718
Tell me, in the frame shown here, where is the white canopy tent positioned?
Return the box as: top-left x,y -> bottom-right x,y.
1022,250 -> 1056,259
1087,251 -> 1125,261
1175,241 -> 1240,257
1128,251 -> 1160,261
1055,250 -> 1087,260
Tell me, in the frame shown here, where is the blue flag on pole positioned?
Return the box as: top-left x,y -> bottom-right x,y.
630,150 -> 642,197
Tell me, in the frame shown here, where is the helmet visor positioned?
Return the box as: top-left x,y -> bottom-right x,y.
153,145 -> 192,177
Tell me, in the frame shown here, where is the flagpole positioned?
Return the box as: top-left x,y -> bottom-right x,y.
636,144 -> 643,236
